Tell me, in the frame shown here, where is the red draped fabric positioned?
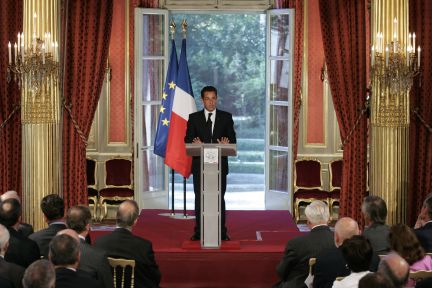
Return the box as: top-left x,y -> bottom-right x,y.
0,0 -> 22,196
408,0 -> 432,225
62,0 -> 113,207
319,0 -> 368,223
275,0 -> 303,159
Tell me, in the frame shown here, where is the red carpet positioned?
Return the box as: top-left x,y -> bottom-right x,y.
91,210 -> 304,288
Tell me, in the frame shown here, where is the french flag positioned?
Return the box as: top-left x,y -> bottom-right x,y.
165,38 -> 197,178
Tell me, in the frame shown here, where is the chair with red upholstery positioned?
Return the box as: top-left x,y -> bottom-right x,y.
99,158 -> 134,221
328,159 -> 343,215
293,158 -> 328,222
86,158 -> 99,220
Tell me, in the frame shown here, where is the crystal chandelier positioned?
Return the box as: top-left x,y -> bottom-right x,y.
371,18 -> 420,95
6,13 -> 59,96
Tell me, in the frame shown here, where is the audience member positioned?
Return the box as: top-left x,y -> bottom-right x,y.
49,234 -> 99,288
94,200 -> 161,288
1,191 -> 33,237
389,223 -> 432,287
414,194 -> 432,252
22,259 -> 55,288
0,223 -> 25,288
378,252 -> 410,288
361,195 -> 390,254
0,199 -> 40,267
416,277 -> 432,288
275,200 -> 334,288
313,217 -> 360,288
332,235 -> 373,288
29,194 -> 66,258
358,272 -> 393,288
66,206 -> 113,288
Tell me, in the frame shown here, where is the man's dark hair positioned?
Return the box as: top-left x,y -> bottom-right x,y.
423,195 -> 432,219
48,234 -> 79,266
358,272 -> 393,288
341,235 -> 373,272
116,200 -> 139,228
22,259 -> 55,288
41,194 -> 64,221
379,260 -> 409,288
66,205 -> 91,234
0,198 -> 21,227
200,86 -> 217,98
362,195 -> 387,224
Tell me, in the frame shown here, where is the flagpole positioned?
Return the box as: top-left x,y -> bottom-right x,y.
183,177 -> 187,217
171,169 -> 175,215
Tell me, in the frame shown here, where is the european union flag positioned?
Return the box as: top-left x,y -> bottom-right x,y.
154,39 -> 178,157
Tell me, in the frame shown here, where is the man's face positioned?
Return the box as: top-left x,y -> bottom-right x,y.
201,91 -> 217,112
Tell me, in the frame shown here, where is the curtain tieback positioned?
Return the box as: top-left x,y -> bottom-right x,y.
340,102 -> 368,150
0,104 -> 20,130
63,101 -> 88,146
412,107 -> 432,133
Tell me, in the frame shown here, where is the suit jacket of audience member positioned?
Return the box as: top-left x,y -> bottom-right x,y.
17,223 -> 33,238
362,223 -> 390,255
276,225 -> 334,288
79,238 -> 114,288
5,228 -> 40,268
29,223 -> 67,258
416,277 -> 432,288
0,276 -> 13,288
415,222 -> 432,252
55,267 -> 100,288
0,257 -> 25,288
94,228 -> 161,288
313,246 -> 380,288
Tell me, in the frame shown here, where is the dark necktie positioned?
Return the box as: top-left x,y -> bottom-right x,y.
207,113 -> 213,142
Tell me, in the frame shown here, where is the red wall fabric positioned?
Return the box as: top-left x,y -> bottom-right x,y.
0,0 -> 23,196
408,0 -> 432,225
319,0 -> 368,224
62,0 -> 113,207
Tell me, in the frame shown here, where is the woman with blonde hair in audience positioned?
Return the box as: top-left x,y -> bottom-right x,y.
388,223 -> 432,287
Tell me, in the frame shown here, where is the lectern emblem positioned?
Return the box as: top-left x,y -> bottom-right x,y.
203,148 -> 218,164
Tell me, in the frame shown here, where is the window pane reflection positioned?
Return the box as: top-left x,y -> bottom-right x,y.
142,14 -> 164,56
270,14 -> 290,57
269,105 -> 288,147
142,60 -> 164,102
142,105 -> 159,147
141,150 -> 165,192
270,59 -> 290,101
269,150 -> 288,192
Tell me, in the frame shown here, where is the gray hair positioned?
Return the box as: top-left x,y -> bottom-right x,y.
0,224 -> 10,252
362,196 -> 387,224
305,200 -> 330,225
22,259 -> 55,288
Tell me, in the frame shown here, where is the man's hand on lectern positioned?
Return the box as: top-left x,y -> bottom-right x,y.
217,137 -> 230,144
192,137 -> 202,144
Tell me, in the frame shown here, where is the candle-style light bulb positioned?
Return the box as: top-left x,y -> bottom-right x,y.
8,42 -> 12,64
418,46 -> 421,67
371,45 -> 375,66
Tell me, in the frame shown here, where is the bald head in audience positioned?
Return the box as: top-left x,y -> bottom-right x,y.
334,217 -> 360,247
22,259 -> 55,288
117,200 -> 140,229
378,252 -> 409,288
57,228 -> 80,241
358,272 -> 393,288
49,233 -> 80,269
0,191 -> 20,203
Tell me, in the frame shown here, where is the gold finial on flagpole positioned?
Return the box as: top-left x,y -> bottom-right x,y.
181,19 -> 188,39
169,19 -> 176,40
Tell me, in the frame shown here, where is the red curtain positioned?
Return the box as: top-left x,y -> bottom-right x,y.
0,0 -> 22,196
62,0 -> 113,207
275,0 -> 303,159
319,0 -> 368,223
408,0 -> 432,225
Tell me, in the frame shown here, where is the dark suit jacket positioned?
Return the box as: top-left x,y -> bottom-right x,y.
0,276 -> 13,288
5,228 -> 40,268
185,109 -> 236,175
416,277 -> 432,288
17,223 -> 33,238
415,222 -> 432,252
0,257 -> 25,288
276,225 -> 334,288
313,246 -> 380,288
55,267 -> 100,288
362,223 -> 390,254
29,223 -> 67,258
94,228 -> 161,288
79,238 -> 114,288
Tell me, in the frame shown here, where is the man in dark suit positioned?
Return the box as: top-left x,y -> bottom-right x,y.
29,194 -> 66,258
275,200 -> 334,288
414,194 -> 432,252
184,85 -> 236,241
65,206 -> 113,288
22,259 -> 55,288
94,200 -> 161,288
0,223 -> 25,288
0,199 -> 40,268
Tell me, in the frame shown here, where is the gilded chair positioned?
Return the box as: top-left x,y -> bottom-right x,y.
409,270 -> 432,283
308,257 -> 316,275
293,158 -> 328,222
108,257 -> 136,288
86,158 -> 99,221
99,158 -> 134,221
328,159 -> 343,214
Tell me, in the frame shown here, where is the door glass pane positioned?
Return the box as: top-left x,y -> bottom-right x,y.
269,150 -> 288,192
269,105 -> 288,147
270,14 -> 290,57
142,14 -> 165,56
142,105 -> 160,146
142,150 -> 165,191
270,59 -> 290,101
142,60 -> 164,102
